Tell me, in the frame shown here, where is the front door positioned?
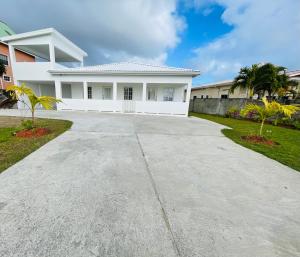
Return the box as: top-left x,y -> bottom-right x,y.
123,87 -> 135,112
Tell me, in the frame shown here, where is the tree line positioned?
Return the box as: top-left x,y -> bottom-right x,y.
230,63 -> 299,99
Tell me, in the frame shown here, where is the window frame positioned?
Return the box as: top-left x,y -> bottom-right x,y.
163,87 -> 175,102
87,86 -> 93,99
147,87 -> 157,101
3,75 -> 11,82
102,87 -> 112,100
0,54 -> 9,66
124,87 -> 133,100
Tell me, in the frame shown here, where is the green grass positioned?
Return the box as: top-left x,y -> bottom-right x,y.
190,112 -> 300,171
0,117 -> 72,173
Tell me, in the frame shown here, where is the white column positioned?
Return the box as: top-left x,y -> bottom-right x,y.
83,82 -> 88,100
185,82 -> 192,117
49,43 -> 55,68
8,45 -> 17,84
142,82 -> 147,102
113,82 -> 117,100
55,80 -> 62,110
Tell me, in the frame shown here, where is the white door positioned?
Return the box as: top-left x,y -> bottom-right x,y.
123,87 -> 135,113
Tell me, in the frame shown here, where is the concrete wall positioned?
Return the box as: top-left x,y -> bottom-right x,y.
189,98 -> 260,115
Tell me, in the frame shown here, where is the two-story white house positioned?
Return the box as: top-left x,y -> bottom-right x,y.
1,28 -> 200,116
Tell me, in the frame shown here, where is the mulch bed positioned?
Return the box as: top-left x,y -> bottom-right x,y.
241,135 -> 279,146
16,128 -> 50,138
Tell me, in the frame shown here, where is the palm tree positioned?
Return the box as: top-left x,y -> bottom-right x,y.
6,84 -> 61,125
0,63 -> 6,89
254,63 -> 296,98
230,64 -> 258,98
241,97 -> 299,136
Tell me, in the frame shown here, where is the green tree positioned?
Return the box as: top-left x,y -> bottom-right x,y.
241,97 -> 299,136
230,64 -> 259,98
6,84 -> 61,125
254,63 -> 298,98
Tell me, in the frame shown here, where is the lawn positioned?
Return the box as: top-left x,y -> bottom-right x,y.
190,112 -> 300,172
0,116 -> 72,173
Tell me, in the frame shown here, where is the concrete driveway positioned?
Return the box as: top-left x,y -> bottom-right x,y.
0,110 -> 299,257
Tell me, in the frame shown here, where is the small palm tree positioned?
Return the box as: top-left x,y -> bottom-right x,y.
241,97 -> 299,136
6,84 -> 61,125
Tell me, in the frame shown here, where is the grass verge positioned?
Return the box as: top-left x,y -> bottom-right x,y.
0,116 -> 72,173
190,112 -> 300,171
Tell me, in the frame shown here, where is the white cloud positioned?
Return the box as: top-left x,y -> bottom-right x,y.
191,0 -> 300,82
1,0 -> 185,65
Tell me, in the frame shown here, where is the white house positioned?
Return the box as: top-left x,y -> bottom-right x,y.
1,28 -> 200,116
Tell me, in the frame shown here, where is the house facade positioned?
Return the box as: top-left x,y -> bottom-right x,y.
2,28 -> 199,116
0,21 -> 35,89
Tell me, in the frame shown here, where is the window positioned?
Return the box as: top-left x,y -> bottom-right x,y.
193,96 -> 197,100
88,86 -> 92,99
3,76 -> 11,82
206,95 -> 209,99
201,95 -> 204,99
163,87 -> 174,101
0,54 -> 8,66
124,87 -> 133,100
62,84 -> 72,98
221,94 -> 228,99
103,87 -> 112,99
147,87 -> 157,101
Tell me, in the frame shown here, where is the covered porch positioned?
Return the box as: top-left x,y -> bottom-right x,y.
56,81 -> 189,115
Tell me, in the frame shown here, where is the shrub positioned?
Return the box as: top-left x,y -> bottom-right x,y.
226,106 -> 240,118
21,120 -> 34,130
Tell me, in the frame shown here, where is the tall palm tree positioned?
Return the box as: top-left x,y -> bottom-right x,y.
230,64 -> 258,98
254,63 -> 294,98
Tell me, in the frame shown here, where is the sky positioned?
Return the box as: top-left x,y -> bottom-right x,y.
1,0 -> 300,86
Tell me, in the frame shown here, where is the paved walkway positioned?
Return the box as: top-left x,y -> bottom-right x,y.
0,110 -> 299,257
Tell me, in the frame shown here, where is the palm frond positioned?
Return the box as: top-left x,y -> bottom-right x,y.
37,96 -> 62,110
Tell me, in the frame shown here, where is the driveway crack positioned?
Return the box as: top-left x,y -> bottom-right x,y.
135,133 -> 182,257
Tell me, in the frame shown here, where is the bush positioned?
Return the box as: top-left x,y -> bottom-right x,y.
225,106 -> 240,119
21,120 -> 34,130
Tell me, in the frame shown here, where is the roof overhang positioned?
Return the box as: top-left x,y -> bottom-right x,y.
1,28 -> 87,59
48,70 -> 200,77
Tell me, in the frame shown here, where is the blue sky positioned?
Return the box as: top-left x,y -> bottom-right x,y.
1,0 -> 300,86
167,3 -> 233,84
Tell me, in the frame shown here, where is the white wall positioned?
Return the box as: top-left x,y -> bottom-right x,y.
61,82 -> 83,99
87,82 -> 113,100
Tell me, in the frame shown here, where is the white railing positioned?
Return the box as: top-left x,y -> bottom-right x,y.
58,99 -> 122,112
58,99 -> 188,115
136,101 -> 188,115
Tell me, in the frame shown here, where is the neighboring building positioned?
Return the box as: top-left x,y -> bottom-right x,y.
2,28 -> 200,116
191,80 -> 249,99
191,71 -> 300,99
286,70 -> 300,97
0,21 -> 35,89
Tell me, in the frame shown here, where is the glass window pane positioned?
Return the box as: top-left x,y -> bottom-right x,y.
163,88 -> 174,101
